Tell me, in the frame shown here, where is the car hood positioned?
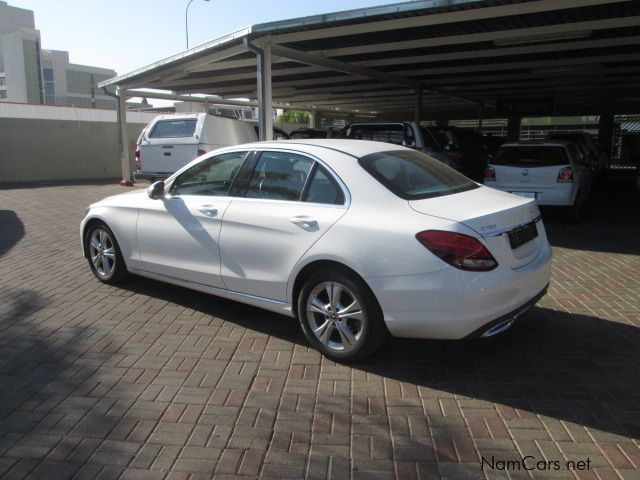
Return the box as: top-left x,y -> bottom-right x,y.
91,188 -> 148,208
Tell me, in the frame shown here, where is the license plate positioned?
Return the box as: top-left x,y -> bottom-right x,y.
511,191 -> 536,199
508,221 -> 538,249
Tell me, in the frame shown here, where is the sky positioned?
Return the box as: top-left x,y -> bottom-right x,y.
9,0 -> 395,77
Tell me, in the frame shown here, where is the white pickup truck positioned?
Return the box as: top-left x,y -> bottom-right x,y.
135,113 -> 259,181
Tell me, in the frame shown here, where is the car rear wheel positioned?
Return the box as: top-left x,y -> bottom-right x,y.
297,269 -> 388,361
85,223 -> 129,284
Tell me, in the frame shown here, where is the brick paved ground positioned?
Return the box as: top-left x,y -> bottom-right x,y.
0,176 -> 638,480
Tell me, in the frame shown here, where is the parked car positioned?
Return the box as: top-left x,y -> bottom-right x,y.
431,126 -> 489,183
135,113 -> 258,181
290,128 -> 328,139
82,140 -> 551,361
344,121 -> 456,168
485,140 -> 593,221
547,132 -> 608,178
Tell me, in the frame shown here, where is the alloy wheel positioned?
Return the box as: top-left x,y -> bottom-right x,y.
88,228 -> 116,278
306,281 -> 365,353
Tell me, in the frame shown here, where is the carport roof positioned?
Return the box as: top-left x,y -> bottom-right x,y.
99,0 -> 640,118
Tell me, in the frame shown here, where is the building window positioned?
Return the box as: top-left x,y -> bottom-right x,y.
43,68 -> 55,104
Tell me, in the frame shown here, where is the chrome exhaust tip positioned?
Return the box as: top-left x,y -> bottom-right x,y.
481,318 -> 515,338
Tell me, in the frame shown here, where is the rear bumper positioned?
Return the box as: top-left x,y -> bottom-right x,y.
489,183 -> 576,206
366,239 -> 552,339
463,284 -> 548,339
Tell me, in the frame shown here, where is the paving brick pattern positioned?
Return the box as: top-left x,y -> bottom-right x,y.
0,178 -> 638,480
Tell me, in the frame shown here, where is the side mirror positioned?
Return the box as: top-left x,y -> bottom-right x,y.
147,181 -> 165,199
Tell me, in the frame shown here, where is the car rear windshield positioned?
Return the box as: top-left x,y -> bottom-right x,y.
149,119 -> 198,138
493,146 -> 569,167
359,150 -> 478,200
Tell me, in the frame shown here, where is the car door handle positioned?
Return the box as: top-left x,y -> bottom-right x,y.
290,215 -> 318,229
197,205 -> 219,216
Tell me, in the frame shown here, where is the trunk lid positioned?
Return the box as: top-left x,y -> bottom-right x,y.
491,164 -> 566,190
409,186 -> 544,269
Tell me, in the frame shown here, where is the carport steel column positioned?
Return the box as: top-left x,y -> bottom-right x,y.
245,37 -> 273,141
117,87 -> 134,186
414,88 -> 423,124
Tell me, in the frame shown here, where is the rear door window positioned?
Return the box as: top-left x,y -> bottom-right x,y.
149,119 -> 198,138
302,165 -> 345,205
493,146 -> 569,167
359,150 -> 477,200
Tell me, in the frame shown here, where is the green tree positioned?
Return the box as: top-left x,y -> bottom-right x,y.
276,110 -> 310,125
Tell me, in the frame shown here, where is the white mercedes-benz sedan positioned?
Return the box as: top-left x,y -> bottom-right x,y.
81,140 -> 551,361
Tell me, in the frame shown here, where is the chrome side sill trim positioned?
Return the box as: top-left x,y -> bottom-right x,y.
133,268 -> 288,305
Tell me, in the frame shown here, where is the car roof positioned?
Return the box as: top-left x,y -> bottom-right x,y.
220,139 -> 410,158
347,121 -> 409,126
155,113 -> 203,120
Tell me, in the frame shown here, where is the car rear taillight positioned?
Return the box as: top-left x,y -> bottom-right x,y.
135,149 -> 141,172
416,230 -> 498,271
197,149 -> 206,157
484,166 -> 496,181
557,167 -> 573,183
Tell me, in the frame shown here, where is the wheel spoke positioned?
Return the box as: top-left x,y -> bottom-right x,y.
319,321 -> 334,346
337,322 -> 355,346
103,247 -> 115,259
313,318 -> 332,339
99,230 -> 107,246
90,236 -> 100,250
101,256 -> 110,274
330,282 -> 343,310
308,294 -> 328,315
337,300 -> 363,320
91,254 -> 101,269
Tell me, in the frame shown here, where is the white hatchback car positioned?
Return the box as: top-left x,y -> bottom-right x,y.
485,141 -> 592,221
82,140 -> 552,361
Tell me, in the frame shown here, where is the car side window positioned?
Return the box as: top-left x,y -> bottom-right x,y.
244,151 -> 314,201
169,151 -> 248,196
302,165 -> 345,205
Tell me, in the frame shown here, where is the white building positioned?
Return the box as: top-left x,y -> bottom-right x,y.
0,1 -> 117,108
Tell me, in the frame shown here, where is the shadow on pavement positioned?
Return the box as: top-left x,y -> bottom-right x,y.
544,174 -> 640,255
362,306 -> 640,439
121,276 -> 640,440
0,210 -> 24,257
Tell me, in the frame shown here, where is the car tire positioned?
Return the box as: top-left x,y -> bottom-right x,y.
297,268 -> 388,361
565,202 -> 580,223
85,222 -> 129,284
